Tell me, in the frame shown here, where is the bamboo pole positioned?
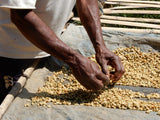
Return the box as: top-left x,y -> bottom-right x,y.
101,15 -> 160,23
101,27 -> 160,34
0,59 -> 40,119
103,9 -> 160,14
108,5 -> 153,10
100,19 -> 160,29
107,0 -> 160,5
72,17 -> 160,29
105,2 -> 160,8
105,1 -> 125,5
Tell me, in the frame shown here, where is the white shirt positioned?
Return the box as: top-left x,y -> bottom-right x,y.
0,0 -> 76,58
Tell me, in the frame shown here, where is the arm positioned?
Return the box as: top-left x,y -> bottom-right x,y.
76,0 -> 125,83
10,9 -> 76,64
10,9 -> 108,90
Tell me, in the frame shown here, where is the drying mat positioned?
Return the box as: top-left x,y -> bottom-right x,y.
2,24 -> 160,120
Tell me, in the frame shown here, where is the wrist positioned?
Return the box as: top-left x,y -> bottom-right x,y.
92,37 -> 107,53
95,44 -> 108,54
63,51 -> 84,67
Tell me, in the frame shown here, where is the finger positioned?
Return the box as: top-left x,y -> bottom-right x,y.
114,67 -> 125,82
99,60 -> 109,75
84,74 -> 105,91
91,78 -> 105,90
72,72 -> 93,90
112,58 -> 125,82
96,72 -> 110,85
81,78 -> 103,91
84,80 -> 104,91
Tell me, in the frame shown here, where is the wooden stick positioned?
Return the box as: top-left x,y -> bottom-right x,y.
105,1 -> 125,5
72,17 -> 160,29
106,0 -> 160,5
100,19 -> 160,29
108,5 -> 153,10
101,15 -> 160,23
0,59 -> 40,119
103,9 -> 160,14
105,2 -> 160,8
101,27 -> 160,34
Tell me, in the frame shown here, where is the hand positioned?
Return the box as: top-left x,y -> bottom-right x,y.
96,46 -> 125,84
70,55 -> 109,91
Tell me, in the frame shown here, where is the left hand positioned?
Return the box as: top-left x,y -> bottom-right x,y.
95,46 -> 125,84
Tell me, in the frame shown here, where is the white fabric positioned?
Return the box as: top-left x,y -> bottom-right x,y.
0,0 -> 36,9
0,0 -> 76,58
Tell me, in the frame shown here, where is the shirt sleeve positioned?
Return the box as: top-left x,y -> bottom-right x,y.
0,0 -> 37,9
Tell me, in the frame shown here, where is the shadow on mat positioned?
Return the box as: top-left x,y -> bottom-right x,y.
15,86 -> 111,105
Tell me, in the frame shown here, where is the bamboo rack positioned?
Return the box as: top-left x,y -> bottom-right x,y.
72,0 -> 160,34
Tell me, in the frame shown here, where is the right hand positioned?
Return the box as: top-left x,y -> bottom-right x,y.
70,56 -> 109,91
95,47 -> 125,84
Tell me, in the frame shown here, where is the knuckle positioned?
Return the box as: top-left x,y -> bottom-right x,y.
114,55 -> 122,62
116,68 -> 122,73
113,55 -> 119,60
116,68 -> 124,75
116,66 -> 125,74
90,74 -> 95,80
120,65 -> 125,73
122,68 -> 125,74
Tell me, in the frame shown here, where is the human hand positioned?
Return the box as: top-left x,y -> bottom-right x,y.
95,46 -> 125,84
70,55 -> 109,91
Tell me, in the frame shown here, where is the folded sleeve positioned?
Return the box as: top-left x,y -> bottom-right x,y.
0,0 -> 37,9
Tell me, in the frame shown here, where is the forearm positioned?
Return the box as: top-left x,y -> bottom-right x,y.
10,9 -> 81,66
76,0 -> 106,52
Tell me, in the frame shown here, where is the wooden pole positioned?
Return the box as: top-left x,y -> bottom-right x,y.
106,0 -> 160,5
103,9 -> 160,14
101,27 -> 160,34
105,2 -> 160,8
101,15 -> 160,23
108,5 -> 154,10
0,59 -> 39,119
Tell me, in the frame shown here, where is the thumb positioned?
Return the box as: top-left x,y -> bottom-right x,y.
100,61 -> 109,75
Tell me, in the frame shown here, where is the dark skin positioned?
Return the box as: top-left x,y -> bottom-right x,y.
76,0 -> 124,83
10,0 -> 124,91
